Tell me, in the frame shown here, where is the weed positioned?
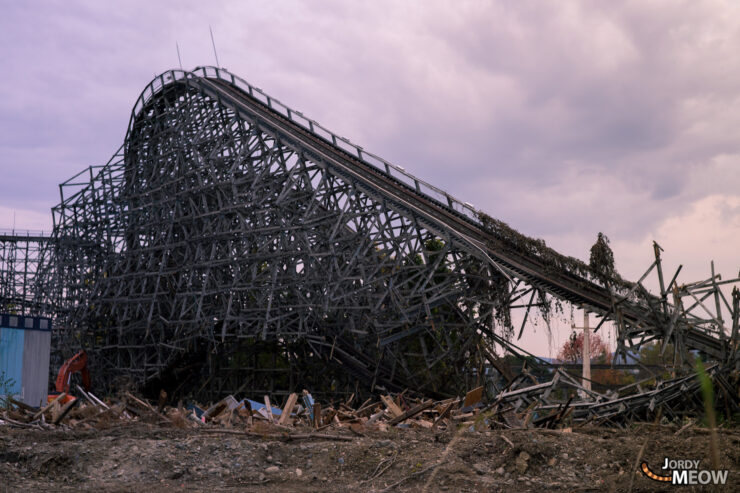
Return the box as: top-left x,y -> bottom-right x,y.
695,360 -> 720,470
0,371 -> 17,409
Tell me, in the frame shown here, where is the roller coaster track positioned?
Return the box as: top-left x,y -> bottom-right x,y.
173,68 -> 726,360
29,66 -> 734,399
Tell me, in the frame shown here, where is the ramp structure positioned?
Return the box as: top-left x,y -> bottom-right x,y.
9,67 -> 739,401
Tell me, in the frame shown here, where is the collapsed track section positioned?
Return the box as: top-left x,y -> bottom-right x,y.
35,67 -> 737,399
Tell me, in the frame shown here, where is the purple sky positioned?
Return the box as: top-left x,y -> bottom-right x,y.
1,1 -> 738,357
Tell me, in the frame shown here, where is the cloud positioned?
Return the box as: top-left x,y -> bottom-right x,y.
1,1 -> 739,355
0,206 -> 53,232
613,193 -> 740,281
519,192 -> 740,357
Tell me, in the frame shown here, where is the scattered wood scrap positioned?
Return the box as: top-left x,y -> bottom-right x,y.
3,364 -> 728,434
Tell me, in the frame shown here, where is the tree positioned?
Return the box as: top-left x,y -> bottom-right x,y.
589,232 -> 615,282
556,331 -> 609,363
557,332 -> 637,386
635,341 -> 695,381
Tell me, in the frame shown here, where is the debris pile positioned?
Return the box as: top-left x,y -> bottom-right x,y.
2,360 -> 736,435
0,388 -> 164,431
0,387 -> 483,435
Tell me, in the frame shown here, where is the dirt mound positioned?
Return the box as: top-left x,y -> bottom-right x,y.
1,423 -> 738,492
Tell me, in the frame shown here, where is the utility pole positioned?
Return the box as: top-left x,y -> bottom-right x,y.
571,310 -> 591,391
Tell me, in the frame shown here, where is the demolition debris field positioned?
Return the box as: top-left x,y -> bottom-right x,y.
2,65 -> 739,492
1,388 -> 739,492
1,422 -> 738,492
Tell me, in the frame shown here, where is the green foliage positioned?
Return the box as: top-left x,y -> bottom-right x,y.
424,238 -> 445,254
589,232 -> 615,282
2,303 -> 20,314
0,371 -> 17,409
477,212 -> 633,294
695,359 -> 715,427
635,341 -> 676,383
424,238 -> 450,284
695,359 -> 722,468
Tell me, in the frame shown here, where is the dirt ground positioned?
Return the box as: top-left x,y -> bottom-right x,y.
1,423 -> 738,492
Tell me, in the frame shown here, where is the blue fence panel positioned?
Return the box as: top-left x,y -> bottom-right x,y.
0,327 -> 25,396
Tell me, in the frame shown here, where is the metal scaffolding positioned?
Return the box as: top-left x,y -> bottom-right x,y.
4,67 -> 737,404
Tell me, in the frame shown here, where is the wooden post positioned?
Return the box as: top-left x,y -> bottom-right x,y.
313,402 -> 322,429
264,395 -> 274,423
278,393 -> 298,426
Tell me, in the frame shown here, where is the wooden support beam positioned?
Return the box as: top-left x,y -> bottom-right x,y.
278,393 -> 298,426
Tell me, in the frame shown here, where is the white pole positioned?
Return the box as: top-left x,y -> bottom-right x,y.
209,26 -> 221,68
582,310 -> 591,391
176,42 -> 183,70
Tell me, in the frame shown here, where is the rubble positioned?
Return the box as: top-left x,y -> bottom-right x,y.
1,376 -> 738,491
1,66 -> 739,491
2,359 -> 736,435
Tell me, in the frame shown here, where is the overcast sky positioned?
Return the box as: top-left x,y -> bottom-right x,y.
1,1 -> 738,357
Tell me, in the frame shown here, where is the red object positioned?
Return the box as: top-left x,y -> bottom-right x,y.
55,350 -> 91,393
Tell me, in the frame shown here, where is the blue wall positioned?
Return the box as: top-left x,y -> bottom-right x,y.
0,327 -> 25,396
0,314 -> 52,406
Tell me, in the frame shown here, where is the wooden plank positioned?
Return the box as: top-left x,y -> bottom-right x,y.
8,397 -> 36,413
264,395 -> 274,423
32,393 -> 66,421
76,384 -> 102,410
126,392 -> 157,412
380,395 -> 403,418
52,399 -> 78,425
278,393 -> 298,426
432,400 -> 456,430
388,400 -> 434,426
462,386 -> 484,408
313,402 -> 322,429
50,399 -> 62,423
366,409 -> 385,426
87,391 -> 109,410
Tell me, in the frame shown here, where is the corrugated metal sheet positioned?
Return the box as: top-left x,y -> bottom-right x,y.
0,314 -> 52,407
22,329 -> 51,407
0,327 -> 24,396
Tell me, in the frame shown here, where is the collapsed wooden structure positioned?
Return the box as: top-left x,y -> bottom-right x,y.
0,68 -> 737,423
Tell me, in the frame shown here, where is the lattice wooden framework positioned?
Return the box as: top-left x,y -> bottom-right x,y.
8,67 -> 736,401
